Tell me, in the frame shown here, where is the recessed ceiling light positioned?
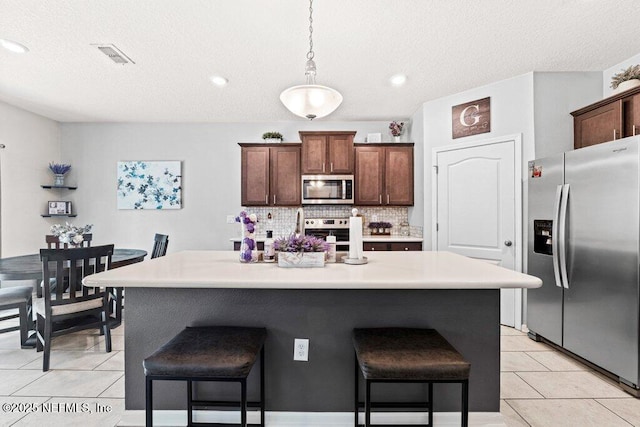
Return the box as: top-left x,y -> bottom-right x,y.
0,39 -> 29,54
210,75 -> 228,87
390,74 -> 407,87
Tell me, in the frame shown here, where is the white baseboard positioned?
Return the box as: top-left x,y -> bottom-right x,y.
118,409 -> 506,426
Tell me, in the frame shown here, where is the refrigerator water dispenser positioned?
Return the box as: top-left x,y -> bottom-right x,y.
533,220 -> 553,255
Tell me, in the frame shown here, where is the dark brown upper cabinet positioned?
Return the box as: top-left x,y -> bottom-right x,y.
240,143 -> 301,206
354,144 -> 414,206
299,131 -> 355,174
572,86 -> 640,149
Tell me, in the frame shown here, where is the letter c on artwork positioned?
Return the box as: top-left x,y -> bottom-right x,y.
460,105 -> 481,127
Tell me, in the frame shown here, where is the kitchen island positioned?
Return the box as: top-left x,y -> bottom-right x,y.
84,250 -> 541,426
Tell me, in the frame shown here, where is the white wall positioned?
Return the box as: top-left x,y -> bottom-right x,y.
602,52 -> 640,97
533,72 -> 602,159
60,121 -> 411,253
0,101 -> 60,257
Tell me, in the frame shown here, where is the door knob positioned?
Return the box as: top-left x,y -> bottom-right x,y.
504,240 -> 513,247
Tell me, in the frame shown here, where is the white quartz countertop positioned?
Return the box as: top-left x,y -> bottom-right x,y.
83,250 -> 541,290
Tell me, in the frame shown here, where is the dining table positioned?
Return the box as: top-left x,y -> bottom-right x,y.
0,248 -> 147,346
0,248 -> 147,283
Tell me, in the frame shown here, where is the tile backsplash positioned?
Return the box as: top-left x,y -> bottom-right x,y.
235,206 -> 422,239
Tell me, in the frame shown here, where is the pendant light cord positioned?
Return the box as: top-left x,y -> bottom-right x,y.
307,0 -> 314,61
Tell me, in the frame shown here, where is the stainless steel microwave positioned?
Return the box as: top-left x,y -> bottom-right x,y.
301,175 -> 354,204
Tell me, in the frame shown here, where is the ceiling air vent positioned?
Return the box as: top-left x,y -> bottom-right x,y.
92,44 -> 135,65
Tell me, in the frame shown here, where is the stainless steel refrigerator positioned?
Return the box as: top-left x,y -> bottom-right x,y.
527,135 -> 640,392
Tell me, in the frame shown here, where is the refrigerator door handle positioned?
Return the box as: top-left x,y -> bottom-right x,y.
552,185 -> 563,288
558,184 -> 570,289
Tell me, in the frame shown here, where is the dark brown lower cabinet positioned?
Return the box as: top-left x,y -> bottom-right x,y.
364,242 -> 422,251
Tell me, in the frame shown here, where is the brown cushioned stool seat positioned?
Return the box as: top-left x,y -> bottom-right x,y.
0,286 -> 34,349
144,326 -> 266,427
353,328 -> 470,427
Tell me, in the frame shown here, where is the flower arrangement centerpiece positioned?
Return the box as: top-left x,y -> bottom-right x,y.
236,211 -> 259,263
611,64 -> 640,94
49,162 -> 72,186
368,221 -> 392,236
50,222 -> 92,247
389,121 -> 404,141
273,234 -> 329,268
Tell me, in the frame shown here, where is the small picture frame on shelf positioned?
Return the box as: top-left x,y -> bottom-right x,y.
367,133 -> 382,143
48,201 -> 72,215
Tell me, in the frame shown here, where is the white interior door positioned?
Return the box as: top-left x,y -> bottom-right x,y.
433,135 -> 522,327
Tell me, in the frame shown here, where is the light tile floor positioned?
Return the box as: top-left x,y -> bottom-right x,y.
501,325 -> 640,426
1,319 -> 640,426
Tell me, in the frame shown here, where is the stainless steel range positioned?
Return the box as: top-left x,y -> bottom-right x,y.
304,218 -> 350,251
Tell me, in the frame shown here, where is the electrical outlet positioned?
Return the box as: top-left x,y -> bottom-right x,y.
293,338 -> 309,361
371,215 -> 378,222
226,215 -> 236,224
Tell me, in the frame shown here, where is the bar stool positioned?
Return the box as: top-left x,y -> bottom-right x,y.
353,327 -> 470,427
143,326 -> 266,427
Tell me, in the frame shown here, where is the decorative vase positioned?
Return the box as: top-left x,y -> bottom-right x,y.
277,252 -> 325,268
612,79 -> 640,95
239,223 -> 258,263
54,174 -> 65,186
393,136 -> 401,142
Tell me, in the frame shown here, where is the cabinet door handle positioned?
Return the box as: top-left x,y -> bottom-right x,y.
265,194 -> 268,204
371,247 -> 375,251
387,194 -> 390,204
379,195 -> 382,204
613,129 -> 617,140
404,247 -> 409,251
273,194 -> 277,204
322,163 -> 325,173
330,162 -> 334,172
634,125 -> 637,136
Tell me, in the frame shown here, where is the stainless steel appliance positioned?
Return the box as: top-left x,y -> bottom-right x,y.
527,135 -> 640,393
301,175 -> 354,205
304,218 -> 350,251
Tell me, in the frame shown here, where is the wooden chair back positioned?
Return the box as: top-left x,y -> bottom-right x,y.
39,244 -> 113,308
151,234 -> 169,259
46,234 -> 93,249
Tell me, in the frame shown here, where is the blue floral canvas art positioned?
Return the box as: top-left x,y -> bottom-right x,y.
117,161 -> 182,209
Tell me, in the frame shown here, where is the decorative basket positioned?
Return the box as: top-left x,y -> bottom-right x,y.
277,252 -> 325,268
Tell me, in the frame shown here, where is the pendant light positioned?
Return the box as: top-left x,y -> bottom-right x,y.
280,0 -> 343,120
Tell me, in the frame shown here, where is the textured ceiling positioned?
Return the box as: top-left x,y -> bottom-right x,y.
1,0 -> 640,123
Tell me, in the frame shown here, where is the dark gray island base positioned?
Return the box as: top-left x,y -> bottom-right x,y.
125,287 -> 499,414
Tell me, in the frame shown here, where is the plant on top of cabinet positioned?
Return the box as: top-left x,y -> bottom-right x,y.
611,64 -> 640,94
262,132 -> 283,143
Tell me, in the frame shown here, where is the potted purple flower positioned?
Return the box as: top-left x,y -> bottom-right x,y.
49,162 -> 72,186
236,211 -> 259,263
388,121 -> 404,142
273,234 -> 329,268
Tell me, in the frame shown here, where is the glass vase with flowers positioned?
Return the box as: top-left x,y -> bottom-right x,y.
236,211 -> 259,263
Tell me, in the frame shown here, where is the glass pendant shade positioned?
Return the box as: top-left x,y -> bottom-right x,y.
280,84 -> 343,120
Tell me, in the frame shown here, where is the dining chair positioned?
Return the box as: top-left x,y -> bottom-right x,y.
45,234 -> 92,249
151,233 -> 169,259
39,234 -> 93,298
0,285 -> 35,348
36,244 -> 114,371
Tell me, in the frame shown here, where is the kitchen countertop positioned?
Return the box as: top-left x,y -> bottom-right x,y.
84,250 -> 540,290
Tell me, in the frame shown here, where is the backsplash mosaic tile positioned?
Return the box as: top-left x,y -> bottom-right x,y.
236,206 -> 422,239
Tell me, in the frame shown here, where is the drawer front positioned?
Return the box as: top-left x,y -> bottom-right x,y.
364,242 -> 389,251
390,242 -> 422,251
